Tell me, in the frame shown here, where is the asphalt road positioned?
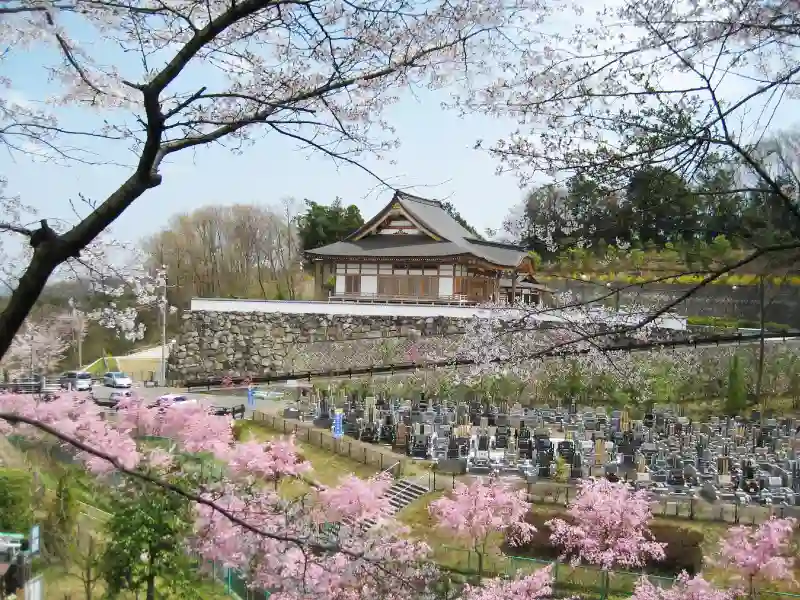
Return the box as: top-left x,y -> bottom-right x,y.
123,385 -> 290,417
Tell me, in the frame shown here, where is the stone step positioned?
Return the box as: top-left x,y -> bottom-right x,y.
393,479 -> 428,494
335,477 -> 432,534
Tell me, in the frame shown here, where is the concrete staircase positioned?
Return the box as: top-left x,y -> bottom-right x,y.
336,477 -> 430,534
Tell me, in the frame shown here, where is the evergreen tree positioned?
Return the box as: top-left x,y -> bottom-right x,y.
43,472 -> 79,562
725,354 -> 748,417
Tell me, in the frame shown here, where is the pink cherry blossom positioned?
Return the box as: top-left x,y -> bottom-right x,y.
714,517 -> 797,596
462,564 -> 553,600
318,473 -> 393,522
0,392 -> 140,473
430,478 -> 536,576
546,477 -> 666,570
631,572 -> 734,600
193,478 -> 433,600
226,437 -> 311,482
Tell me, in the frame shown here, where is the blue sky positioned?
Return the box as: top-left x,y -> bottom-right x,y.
4,90 -> 527,243
0,14 -> 534,247
2,5 -> 798,250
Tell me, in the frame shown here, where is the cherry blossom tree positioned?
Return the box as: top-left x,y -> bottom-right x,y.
68,241 -> 174,343
0,392 -> 444,598
430,479 -> 537,576
2,314 -> 71,376
630,517 -> 798,600
455,295 -> 681,381
714,517 -> 797,598
462,564 -> 553,600
631,572 -> 733,600
546,478 -> 666,570
0,0 -> 555,359
475,0 -> 800,275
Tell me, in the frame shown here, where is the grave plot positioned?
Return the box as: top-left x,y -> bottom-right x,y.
285,387 -> 800,517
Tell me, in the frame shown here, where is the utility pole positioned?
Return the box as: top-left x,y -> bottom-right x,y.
72,306 -> 83,369
160,267 -> 167,387
755,274 -> 766,428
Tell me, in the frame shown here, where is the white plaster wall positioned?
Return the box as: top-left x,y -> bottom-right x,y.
361,275 -> 378,295
190,298 -> 688,330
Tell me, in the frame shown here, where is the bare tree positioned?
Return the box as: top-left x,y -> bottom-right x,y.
142,203 -> 304,305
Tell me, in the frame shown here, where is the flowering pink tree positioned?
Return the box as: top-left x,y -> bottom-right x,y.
546,478 -> 666,570
430,479 -> 537,576
462,564 -> 553,600
0,392 -> 441,598
631,572 -> 733,600
3,315 -> 71,376
714,517 -> 797,598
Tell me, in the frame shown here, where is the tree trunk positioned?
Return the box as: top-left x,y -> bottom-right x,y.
0,244 -> 60,358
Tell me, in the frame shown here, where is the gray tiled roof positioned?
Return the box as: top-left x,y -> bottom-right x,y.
307,191 -> 529,268
305,234 -> 466,258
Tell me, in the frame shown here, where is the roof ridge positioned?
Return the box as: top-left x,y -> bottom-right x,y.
468,237 -> 526,250
394,190 -> 442,207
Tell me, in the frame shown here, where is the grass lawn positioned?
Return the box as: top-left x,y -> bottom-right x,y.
84,357 -> 119,375
117,357 -> 161,381
237,420 -> 379,490
43,565 -> 234,600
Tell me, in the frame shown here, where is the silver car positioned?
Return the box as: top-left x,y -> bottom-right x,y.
103,371 -> 132,388
60,371 -> 93,391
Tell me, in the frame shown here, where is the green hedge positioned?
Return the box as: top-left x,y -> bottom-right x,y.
538,272 -> 800,287
687,315 -> 793,332
0,468 -> 34,533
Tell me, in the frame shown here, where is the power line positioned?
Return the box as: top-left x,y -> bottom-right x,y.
184,330 -> 800,391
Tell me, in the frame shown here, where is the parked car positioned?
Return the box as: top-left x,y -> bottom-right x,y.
147,394 -> 196,409
60,371 -> 93,391
253,389 -> 284,401
92,389 -> 133,408
103,371 -> 132,388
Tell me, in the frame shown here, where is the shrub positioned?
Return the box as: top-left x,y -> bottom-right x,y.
0,468 -> 34,533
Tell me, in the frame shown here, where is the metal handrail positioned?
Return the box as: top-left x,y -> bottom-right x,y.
379,461 -> 401,479
328,293 -> 476,305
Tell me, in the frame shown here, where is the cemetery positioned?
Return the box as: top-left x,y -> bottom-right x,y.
271,341 -> 800,521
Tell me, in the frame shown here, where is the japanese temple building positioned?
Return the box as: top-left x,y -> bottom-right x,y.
306,191 -> 551,305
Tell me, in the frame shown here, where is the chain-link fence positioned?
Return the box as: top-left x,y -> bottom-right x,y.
197,558 -> 271,599
433,547 -> 800,600
252,411 -> 411,477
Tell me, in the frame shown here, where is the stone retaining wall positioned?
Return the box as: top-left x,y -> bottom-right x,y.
548,280 -> 800,327
169,311 -> 469,379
